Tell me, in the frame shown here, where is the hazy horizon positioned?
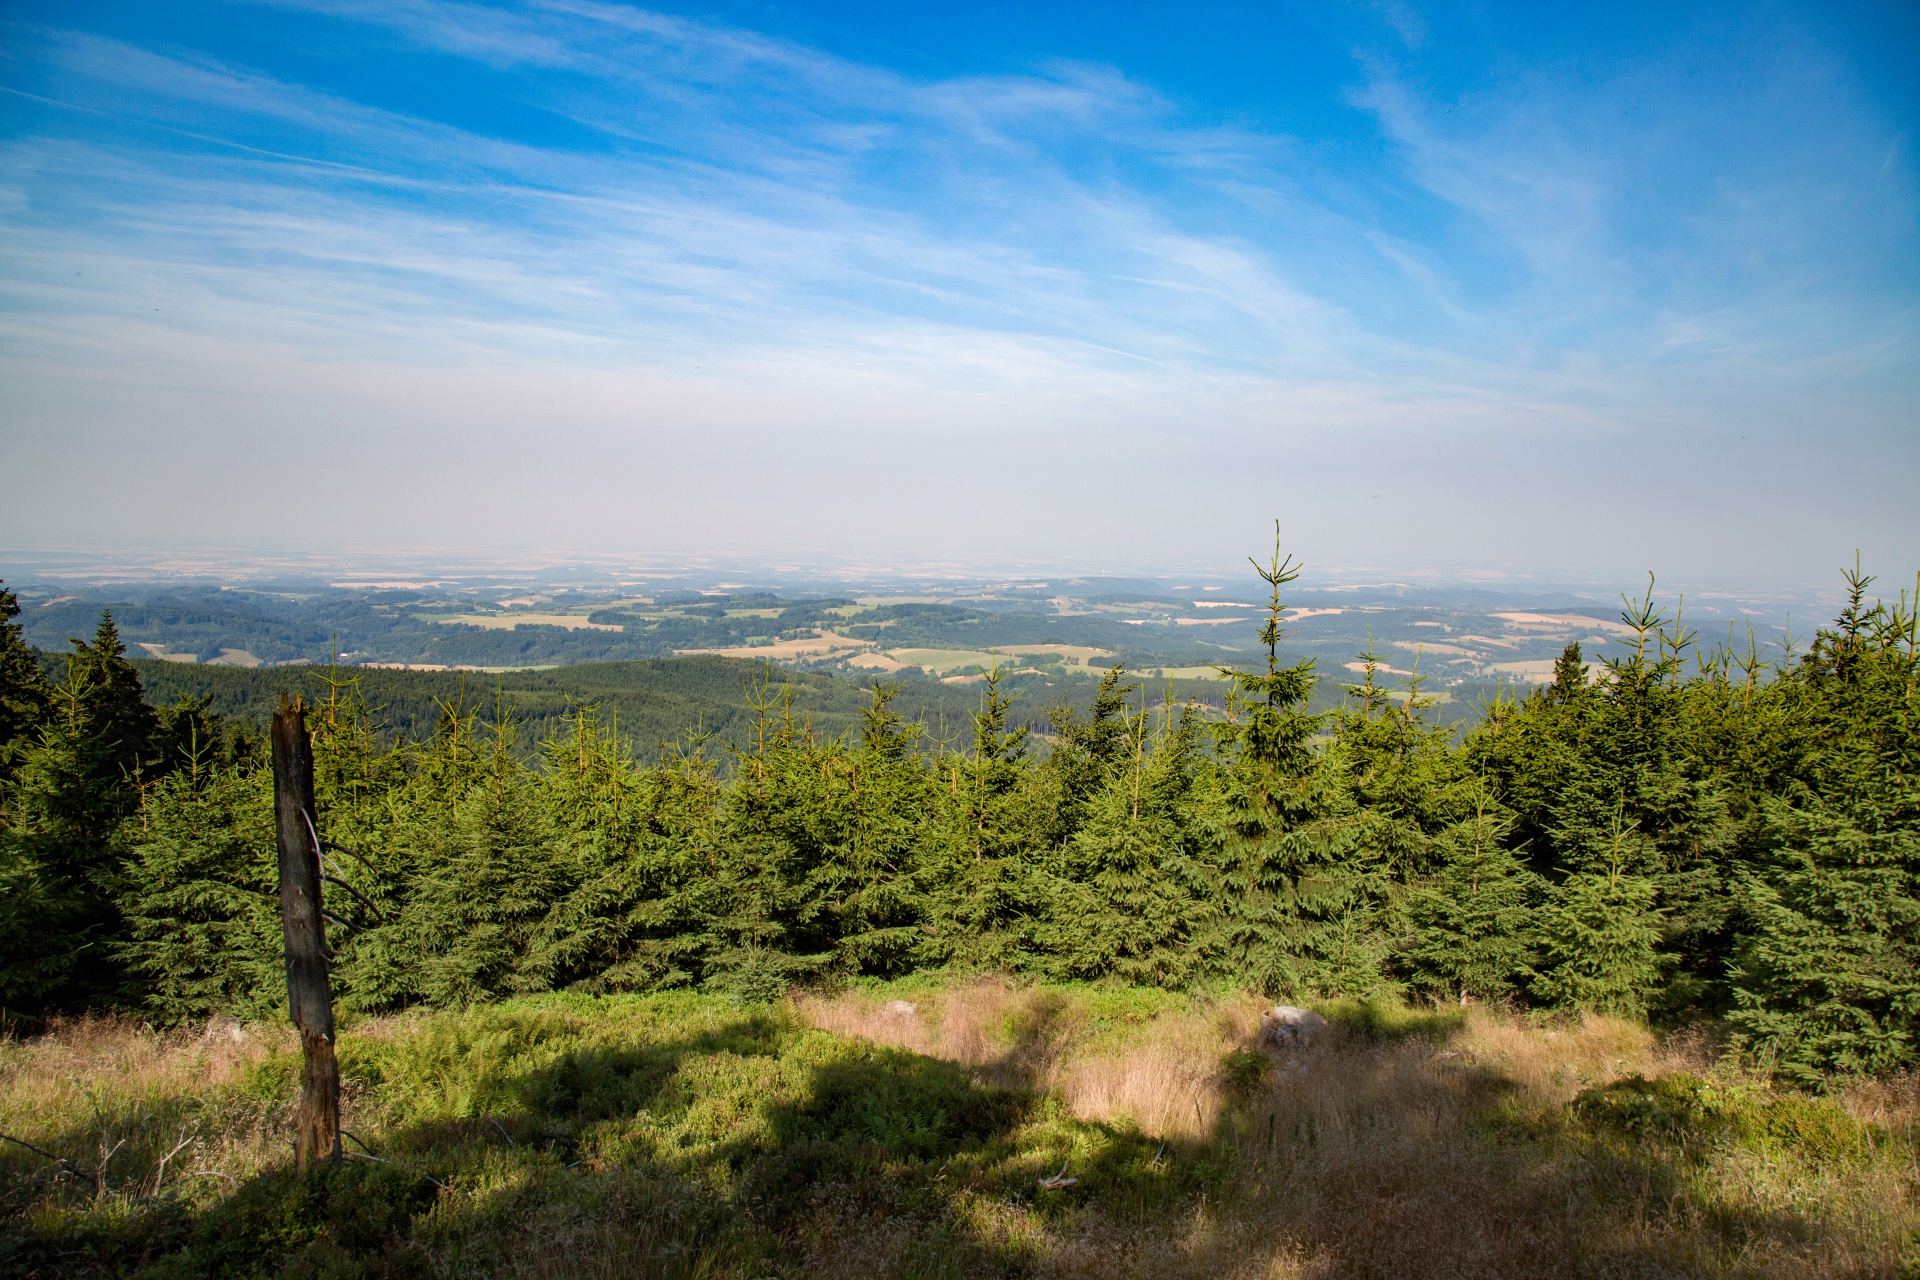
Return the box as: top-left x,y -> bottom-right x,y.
3,2 -> 1916,587
0,541 -> 1878,617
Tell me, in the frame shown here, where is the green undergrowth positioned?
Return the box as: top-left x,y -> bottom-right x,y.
1572,1072 -> 1898,1168
6,987 -> 1918,1278
3,991 -> 1217,1278
1313,996 -> 1467,1042
1482,1069 -> 1916,1269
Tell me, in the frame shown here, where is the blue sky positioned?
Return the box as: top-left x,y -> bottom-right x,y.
0,1 -> 1914,586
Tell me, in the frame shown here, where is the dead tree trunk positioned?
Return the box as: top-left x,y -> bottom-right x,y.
272,696 -> 341,1172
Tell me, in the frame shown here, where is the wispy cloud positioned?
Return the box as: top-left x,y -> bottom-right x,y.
0,1 -> 1913,582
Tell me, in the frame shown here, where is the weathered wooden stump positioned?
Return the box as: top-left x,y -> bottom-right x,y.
272,697 -> 340,1172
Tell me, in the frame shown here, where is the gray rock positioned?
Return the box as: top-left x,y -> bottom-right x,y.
204,1015 -> 248,1045
1257,1005 -> 1327,1050
882,1000 -> 918,1018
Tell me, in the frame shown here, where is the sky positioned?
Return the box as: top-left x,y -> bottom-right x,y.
0,1 -> 1915,589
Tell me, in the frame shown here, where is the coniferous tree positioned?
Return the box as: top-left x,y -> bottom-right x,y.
9,527 -> 1915,1100
1,614 -> 164,1007
1043,700 -> 1208,985
1546,641 -> 1587,705
922,664 -> 1039,968
0,581 -> 63,1005
1530,806 -> 1667,1016
1473,580 -> 1730,1013
117,766 -> 281,1021
67,612 -> 163,796
1576,585 -> 1729,1011
682,668 -> 860,997
1202,525 -> 1353,996
0,581 -> 53,786
535,708 -> 722,994
824,684 -> 935,973
1400,794 -> 1540,1003
1033,665 -> 1135,850
356,706 -> 566,1006
1335,639 -> 1476,883
1727,568 -> 1920,1082
1307,637 -> 1465,998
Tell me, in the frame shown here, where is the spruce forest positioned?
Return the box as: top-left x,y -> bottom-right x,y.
4,535 -> 1916,1087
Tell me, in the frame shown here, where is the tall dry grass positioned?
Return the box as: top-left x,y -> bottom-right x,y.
798,978 -> 1265,1143
0,1012 -> 297,1259
3,992 -> 1915,1278
800,983 -> 1920,1280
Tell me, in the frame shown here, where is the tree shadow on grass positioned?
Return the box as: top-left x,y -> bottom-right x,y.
4,1006 -> 1057,1277
5,1005 -> 1902,1280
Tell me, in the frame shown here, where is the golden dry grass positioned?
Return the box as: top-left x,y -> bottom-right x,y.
799,979 -> 1256,1142
799,982 -> 1920,1279
4,991 -> 1916,1278
0,1014 -> 293,1220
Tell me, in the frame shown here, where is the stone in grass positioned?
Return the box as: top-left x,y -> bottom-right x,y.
1257,1006 -> 1327,1051
203,1014 -> 248,1045
882,1000 -> 918,1018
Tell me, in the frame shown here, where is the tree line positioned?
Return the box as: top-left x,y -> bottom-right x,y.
1,538 -> 1915,1086
115,653 -> 1074,764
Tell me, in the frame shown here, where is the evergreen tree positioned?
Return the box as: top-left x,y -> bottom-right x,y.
1201,525 -> 1357,996
1334,637 -> 1473,881
117,767 -> 282,1021
67,611 -> 163,796
1545,641 -> 1588,705
1530,808 -> 1666,1016
0,614 -> 164,1007
1042,702 -> 1208,985
348,709 -> 566,1007
14,528 -> 1917,1098
1727,568 -> 1920,1082
823,684 -> 934,973
1473,580 -> 1732,1012
1401,794 -> 1539,1003
676,667 -> 866,996
921,664 -> 1040,969
535,709 -> 723,995
0,581 -> 64,1006
1033,664 -> 1136,850
0,580 -> 53,786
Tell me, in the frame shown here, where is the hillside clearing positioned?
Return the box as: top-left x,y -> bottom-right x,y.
3,982 -> 1912,1279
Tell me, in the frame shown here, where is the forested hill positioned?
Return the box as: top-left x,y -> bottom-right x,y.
2,550 -> 1916,1091
34,654 -> 1301,759
6,574 -> 1689,696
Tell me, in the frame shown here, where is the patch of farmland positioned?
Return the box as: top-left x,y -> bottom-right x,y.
415,612 -> 622,631
1389,639 -> 1483,658
885,644 -> 1116,675
1493,611 -> 1638,636
884,648 -> 999,673
1486,658 -> 1561,682
675,631 -> 871,661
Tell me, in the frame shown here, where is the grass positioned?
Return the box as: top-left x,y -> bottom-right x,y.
3,980 -> 1916,1278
